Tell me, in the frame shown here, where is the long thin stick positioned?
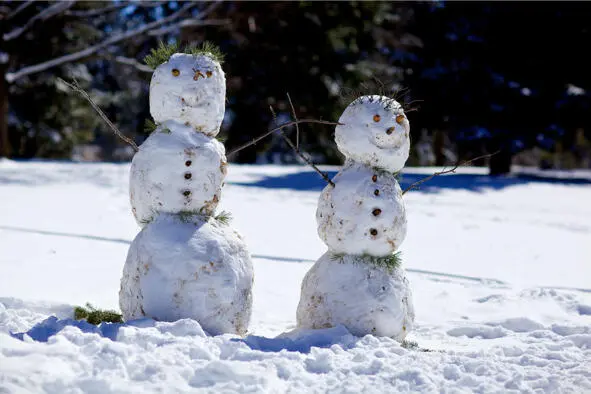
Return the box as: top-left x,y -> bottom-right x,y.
402,151 -> 499,195
286,92 -> 299,149
59,78 -> 139,152
280,98 -> 335,187
227,119 -> 340,157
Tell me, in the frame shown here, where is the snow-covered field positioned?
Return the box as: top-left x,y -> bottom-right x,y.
1,159 -> 590,393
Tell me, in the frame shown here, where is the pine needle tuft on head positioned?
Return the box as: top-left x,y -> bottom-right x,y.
74,303 -> 123,325
144,41 -> 225,69
185,41 -> 225,64
144,41 -> 180,69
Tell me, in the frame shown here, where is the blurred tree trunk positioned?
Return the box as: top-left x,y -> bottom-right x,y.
0,66 -> 9,157
489,138 -> 512,175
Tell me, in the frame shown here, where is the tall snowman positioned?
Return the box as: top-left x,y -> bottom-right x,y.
297,95 -> 414,341
120,48 -> 254,336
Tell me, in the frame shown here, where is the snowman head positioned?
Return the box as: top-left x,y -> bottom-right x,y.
149,52 -> 226,136
335,95 -> 410,173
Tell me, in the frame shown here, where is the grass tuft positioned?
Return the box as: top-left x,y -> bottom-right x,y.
331,251 -> 402,271
144,41 -> 224,69
215,210 -> 232,225
74,303 -> 123,325
143,118 -> 158,134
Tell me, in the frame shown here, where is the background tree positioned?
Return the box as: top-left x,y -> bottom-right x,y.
0,1 -> 219,159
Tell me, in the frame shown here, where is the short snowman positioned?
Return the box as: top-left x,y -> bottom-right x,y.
120,47 -> 253,336
297,95 -> 415,341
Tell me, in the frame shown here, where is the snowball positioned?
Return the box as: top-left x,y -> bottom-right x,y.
130,121 -> 227,227
150,53 -> 225,136
335,95 -> 410,173
296,252 -> 414,341
119,213 -> 254,336
317,161 -> 407,255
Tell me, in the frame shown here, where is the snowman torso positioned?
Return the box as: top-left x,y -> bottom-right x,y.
317,161 -> 407,256
130,121 -> 227,226
298,95 -> 415,340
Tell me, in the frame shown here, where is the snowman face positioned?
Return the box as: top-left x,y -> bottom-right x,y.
149,53 -> 226,136
335,95 -> 410,172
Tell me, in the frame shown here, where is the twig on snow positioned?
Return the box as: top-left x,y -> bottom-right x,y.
59,78 -> 139,152
401,151 -> 499,195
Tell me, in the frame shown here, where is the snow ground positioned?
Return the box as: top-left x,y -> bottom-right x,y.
0,159 -> 590,393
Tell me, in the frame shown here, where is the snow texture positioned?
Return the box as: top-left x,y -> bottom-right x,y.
335,95 -> 410,173
120,213 -> 253,336
149,53 -> 225,136
316,161 -> 406,255
297,252 -> 414,341
129,120 -> 226,226
1,161 -> 591,393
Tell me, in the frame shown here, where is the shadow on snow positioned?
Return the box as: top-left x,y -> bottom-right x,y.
230,170 -> 591,193
11,316 -> 358,354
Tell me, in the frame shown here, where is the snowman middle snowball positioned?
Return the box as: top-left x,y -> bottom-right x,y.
297,95 -> 415,340
120,50 -> 253,336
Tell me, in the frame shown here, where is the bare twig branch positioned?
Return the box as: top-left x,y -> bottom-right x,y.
286,92 -> 299,149
401,151 -> 499,195
282,94 -> 334,186
6,1 -> 202,82
59,78 -> 139,152
227,119 -> 340,157
3,1 -> 76,41
5,1 -> 34,20
280,133 -> 335,187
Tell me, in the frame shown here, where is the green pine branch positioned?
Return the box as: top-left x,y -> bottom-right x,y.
74,303 -> 123,325
144,41 -> 225,69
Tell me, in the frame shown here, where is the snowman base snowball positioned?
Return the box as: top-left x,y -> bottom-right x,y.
120,213 -> 253,336
296,252 -> 414,341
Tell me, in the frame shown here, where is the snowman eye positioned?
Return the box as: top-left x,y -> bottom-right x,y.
396,114 -> 405,124
386,127 -> 395,135
373,114 -> 381,122
206,71 -> 212,78
171,69 -> 180,77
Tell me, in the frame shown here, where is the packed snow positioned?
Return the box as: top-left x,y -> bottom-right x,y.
1,160 -> 590,393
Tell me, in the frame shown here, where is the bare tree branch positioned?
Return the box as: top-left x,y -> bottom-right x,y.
3,1 -> 76,41
112,55 -> 153,73
5,1 -> 205,82
148,18 -> 230,36
59,78 -> 139,152
401,151 -> 499,195
227,119 -> 341,157
5,1 -> 34,20
64,2 -> 130,18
